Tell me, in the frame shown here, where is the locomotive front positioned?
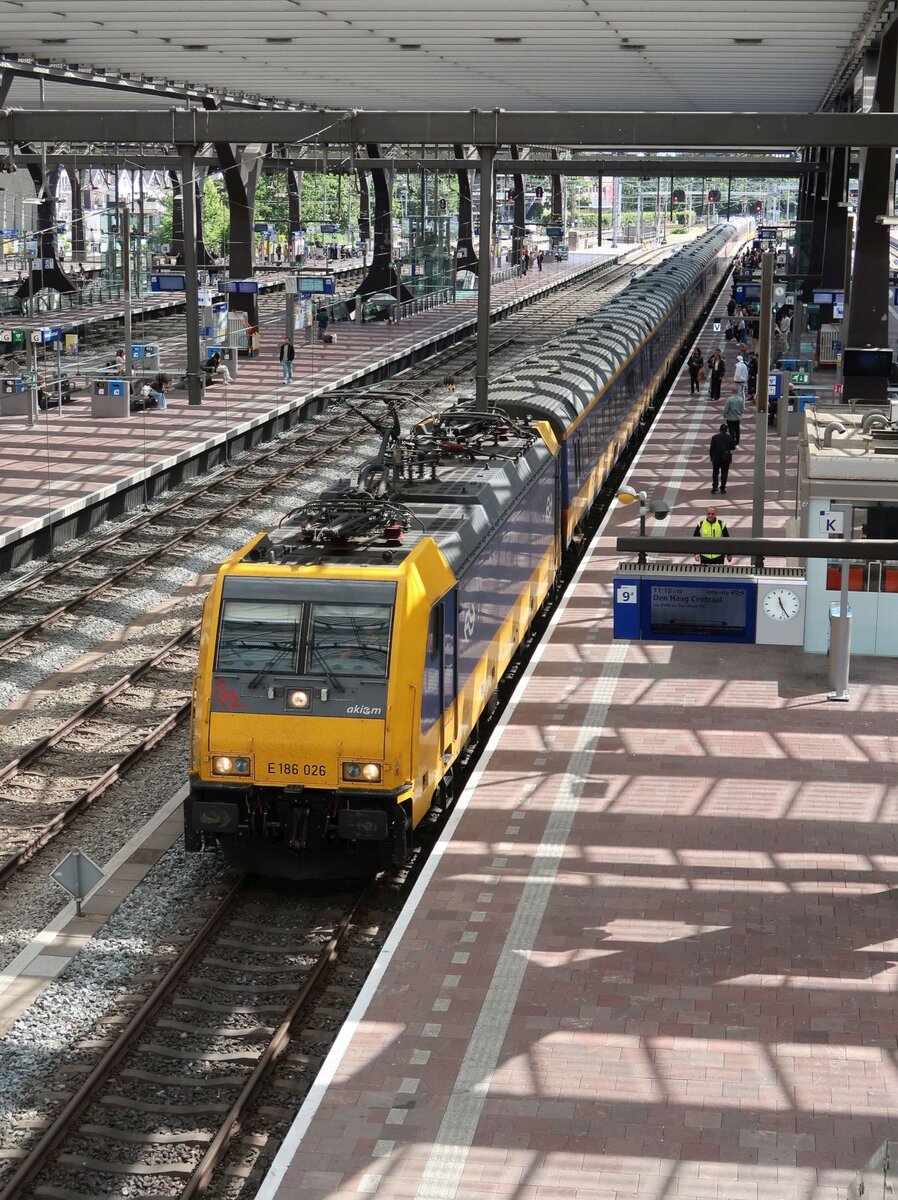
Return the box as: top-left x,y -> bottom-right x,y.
186,553 -> 430,879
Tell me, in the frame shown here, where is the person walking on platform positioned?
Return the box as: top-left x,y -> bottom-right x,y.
723,388 -> 744,446
537,250 -> 544,271
693,505 -> 732,564
708,350 -> 726,401
316,307 -> 330,343
746,351 -> 759,400
709,423 -> 735,494
720,386 -> 744,448
733,353 -> 749,399
687,348 -> 704,396
279,338 -> 295,383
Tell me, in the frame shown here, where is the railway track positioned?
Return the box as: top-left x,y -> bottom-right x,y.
0,245 -> 655,649
0,244 -> 664,890
0,872 -> 410,1199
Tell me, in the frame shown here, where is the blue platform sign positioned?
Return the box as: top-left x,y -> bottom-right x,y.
613,576 -> 758,644
734,283 -> 762,304
319,222 -> 339,234
151,274 -> 187,291
612,577 -> 642,639
546,225 -> 565,239
32,326 -> 62,344
298,276 -> 336,295
218,279 -> 259,295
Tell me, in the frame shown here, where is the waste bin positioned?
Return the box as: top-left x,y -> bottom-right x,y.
828,602 -> 851,694
91,378 -> 131,418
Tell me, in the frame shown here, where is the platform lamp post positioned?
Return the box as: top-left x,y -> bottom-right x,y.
615,488 -> 670,564
115,203 -> 133,399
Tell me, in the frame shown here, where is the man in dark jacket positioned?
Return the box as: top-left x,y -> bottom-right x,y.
709,423 -> 736,495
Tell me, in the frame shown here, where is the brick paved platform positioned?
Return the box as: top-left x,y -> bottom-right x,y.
259,284 -> 898,1200
0,252 -> 611,562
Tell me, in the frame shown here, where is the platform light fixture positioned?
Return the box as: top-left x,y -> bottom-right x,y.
615,488 -> 670,565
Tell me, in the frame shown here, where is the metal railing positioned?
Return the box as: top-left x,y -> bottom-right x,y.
394,286 -> 453,322
490,264 -> 524,286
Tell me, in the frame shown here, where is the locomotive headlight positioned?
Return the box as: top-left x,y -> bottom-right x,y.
342,761 -> 382,783
286,689 -> 311,710
212,754 -> 251,776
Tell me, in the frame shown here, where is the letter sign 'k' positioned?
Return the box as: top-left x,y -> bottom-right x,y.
817,509 -> 844,536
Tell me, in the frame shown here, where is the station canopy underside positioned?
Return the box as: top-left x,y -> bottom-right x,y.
0,0 -> 889,132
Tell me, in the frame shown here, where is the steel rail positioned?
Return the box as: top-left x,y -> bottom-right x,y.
181,886 -> 370,1198
0,879 -> 369,1200
0,877 -> 248,1200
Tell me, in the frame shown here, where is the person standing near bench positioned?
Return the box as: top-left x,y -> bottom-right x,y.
316,308 -> 330,343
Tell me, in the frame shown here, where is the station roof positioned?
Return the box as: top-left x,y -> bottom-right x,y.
0,0 -> 887,117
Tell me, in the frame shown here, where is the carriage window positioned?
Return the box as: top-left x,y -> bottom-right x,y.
216,600 -> 302,672
304,604 -> 392,677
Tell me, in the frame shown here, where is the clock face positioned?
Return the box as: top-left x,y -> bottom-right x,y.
763,588 -> 800,621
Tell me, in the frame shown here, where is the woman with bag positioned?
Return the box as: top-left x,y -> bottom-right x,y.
687,348 -> 704,396
707,350 -> 726,401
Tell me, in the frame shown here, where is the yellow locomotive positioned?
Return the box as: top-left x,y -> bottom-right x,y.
186,225 -> 739,878
187,406 -> 561,878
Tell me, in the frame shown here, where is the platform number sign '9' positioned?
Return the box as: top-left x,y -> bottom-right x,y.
616,584 -> 638,605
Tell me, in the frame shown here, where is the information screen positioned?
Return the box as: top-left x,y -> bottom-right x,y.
298,276 -> 336,294
843,347 -> 892,378
646,581 -> 754,642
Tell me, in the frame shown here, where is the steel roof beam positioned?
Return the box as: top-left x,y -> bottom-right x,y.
1,110 -> 896,149
11,152 -> 820,177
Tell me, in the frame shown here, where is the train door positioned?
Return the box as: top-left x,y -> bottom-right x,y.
423,595 -> 457,759
441,593 -> 457,754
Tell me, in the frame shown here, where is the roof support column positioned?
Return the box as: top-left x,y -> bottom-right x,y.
215,141 -> 263,324
801,146 -> 829,300
454,144 -> 478,274
820,144 -> 849,286
354,144 -> 411,304
510,145 -> 526,267
179,144 -> 204,407
287,167 -> 303,253
475,144 -> 495,410
846,17 -> 898,401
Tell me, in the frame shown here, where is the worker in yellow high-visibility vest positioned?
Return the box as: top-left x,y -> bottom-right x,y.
693,506 -> 732,565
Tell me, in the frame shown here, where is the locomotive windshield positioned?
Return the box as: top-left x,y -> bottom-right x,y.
216,601 -> 302,672
215,587 -> 394,679
305,603 -> 391,678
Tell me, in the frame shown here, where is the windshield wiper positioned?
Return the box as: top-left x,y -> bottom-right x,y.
310,644 -> 346,694
248,643 -> 293,690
